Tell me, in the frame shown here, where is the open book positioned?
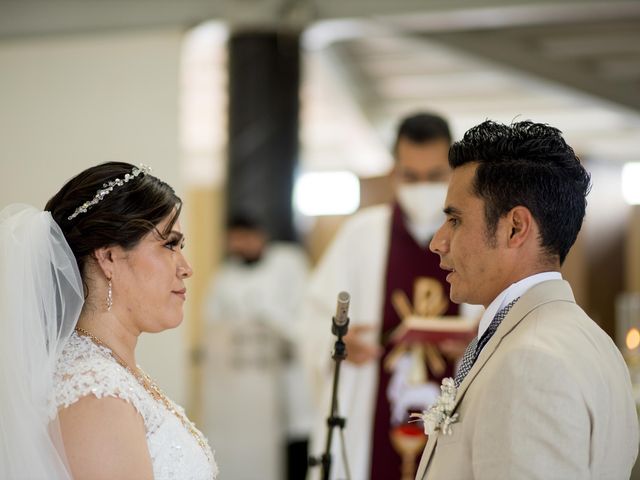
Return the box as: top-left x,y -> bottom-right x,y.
389,315 -> 478,346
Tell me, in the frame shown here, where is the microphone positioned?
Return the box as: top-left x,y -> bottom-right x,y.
332,291 -> 350,337
309,291 -> 351,476
334,291 -> 350,326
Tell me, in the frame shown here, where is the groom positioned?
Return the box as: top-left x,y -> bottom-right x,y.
416,120 -> 639,479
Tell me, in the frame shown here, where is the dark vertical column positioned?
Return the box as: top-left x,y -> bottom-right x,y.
227,30 -> 300,241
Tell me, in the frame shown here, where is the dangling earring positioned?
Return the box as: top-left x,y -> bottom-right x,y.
106,279 -> 113,311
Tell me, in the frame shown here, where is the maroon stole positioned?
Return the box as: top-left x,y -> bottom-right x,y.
369,203 -> 459,480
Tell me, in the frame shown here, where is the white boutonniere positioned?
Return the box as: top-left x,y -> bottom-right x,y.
410,377 -> 459,436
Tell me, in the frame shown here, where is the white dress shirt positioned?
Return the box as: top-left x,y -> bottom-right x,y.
477,271 -> 562,339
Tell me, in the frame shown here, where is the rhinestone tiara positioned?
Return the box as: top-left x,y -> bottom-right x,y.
67,164 -> 151,221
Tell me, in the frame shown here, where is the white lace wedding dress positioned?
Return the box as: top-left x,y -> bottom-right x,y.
52,332 -> 218,480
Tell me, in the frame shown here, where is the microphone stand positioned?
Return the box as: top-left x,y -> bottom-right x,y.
309,316 -> 349,480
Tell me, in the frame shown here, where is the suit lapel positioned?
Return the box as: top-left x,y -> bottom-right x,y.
416,432 -> 438,478
415,280 -> 575,478
451,280 -> 575,411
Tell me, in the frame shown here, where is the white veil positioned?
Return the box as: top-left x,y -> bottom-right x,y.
0,204 -> 84,479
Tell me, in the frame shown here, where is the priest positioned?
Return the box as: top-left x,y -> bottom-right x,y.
301,113 -> 480,480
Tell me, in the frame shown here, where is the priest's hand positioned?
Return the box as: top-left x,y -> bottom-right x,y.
344,325 -> 383,365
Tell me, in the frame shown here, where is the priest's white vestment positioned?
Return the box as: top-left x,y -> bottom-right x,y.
302,204 -> 480,480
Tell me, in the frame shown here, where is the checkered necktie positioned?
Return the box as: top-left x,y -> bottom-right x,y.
454,297 -> 520,388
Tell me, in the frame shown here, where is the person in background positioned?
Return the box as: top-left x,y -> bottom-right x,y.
203,215 -> 312,480
417,120 -> 638,479
301,113 -> 480,480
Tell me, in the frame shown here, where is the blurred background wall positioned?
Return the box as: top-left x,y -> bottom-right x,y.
0,27 -> 189,405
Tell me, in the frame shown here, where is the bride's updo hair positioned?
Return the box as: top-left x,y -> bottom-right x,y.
45,161 -> 182,275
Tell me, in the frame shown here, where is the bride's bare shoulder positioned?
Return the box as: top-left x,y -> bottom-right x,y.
58,395 -> 153,480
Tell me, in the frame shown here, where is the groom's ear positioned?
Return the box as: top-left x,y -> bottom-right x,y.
506,206 -> 534,249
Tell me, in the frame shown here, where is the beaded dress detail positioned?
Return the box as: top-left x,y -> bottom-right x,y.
52,332 -> 218,480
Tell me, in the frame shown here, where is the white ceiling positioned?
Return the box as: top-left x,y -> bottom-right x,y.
4,0 -> 640,171
300,2 -> 640,173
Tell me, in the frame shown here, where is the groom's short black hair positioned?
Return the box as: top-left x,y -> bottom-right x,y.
449,120 -> 591,264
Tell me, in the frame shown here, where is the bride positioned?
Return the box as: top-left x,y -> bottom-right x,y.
0,162 -> 218,479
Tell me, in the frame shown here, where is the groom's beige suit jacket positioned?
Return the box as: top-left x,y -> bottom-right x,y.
416,280 -> 639,480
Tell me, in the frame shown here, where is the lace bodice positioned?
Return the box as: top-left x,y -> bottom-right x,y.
52,332 -> 218,480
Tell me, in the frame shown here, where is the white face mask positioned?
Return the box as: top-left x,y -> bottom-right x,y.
396,182 -> 448,229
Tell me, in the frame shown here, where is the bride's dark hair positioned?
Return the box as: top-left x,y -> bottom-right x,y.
45,161 -> 182,275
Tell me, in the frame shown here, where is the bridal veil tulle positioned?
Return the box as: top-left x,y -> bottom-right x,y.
0,204 -> 84,479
